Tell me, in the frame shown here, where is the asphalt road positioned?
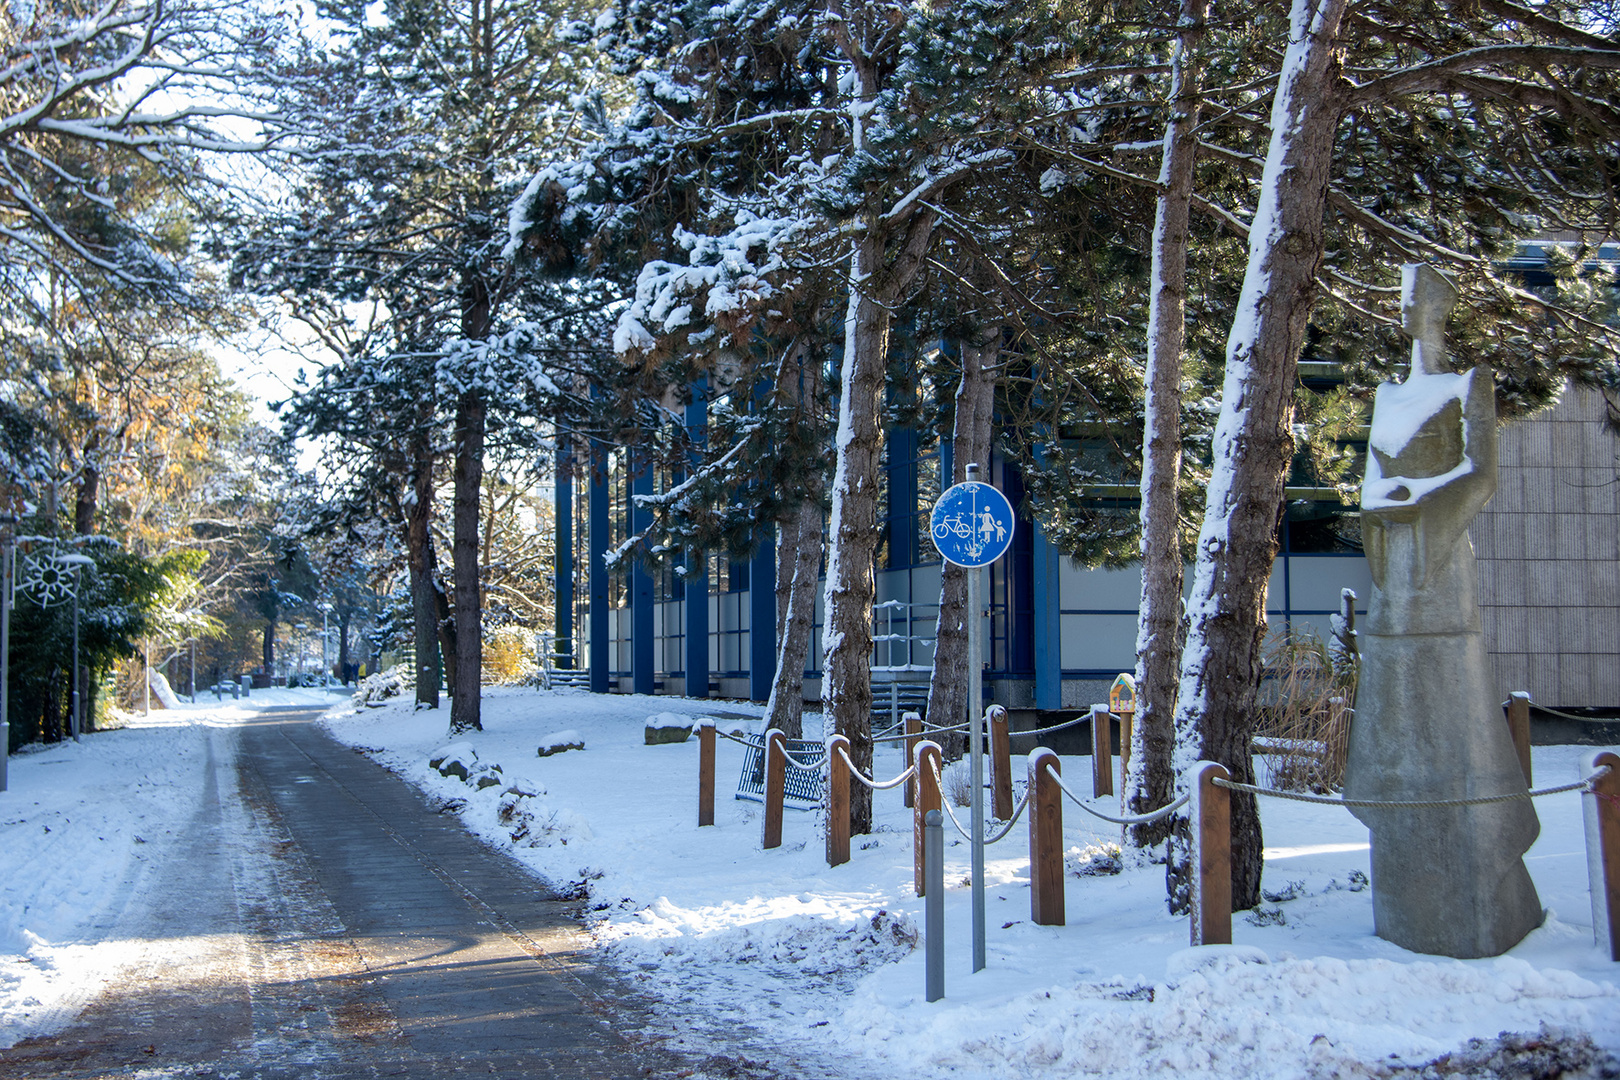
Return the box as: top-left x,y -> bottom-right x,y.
0,708 -> 702,1080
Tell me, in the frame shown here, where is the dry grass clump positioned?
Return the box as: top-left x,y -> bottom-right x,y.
1254,629 -> 1356,792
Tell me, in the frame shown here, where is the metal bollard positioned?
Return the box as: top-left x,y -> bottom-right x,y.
914,740 -> 943,896
925,809 -> 944,1002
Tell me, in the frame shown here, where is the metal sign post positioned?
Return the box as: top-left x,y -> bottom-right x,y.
929,462 -> 1015,974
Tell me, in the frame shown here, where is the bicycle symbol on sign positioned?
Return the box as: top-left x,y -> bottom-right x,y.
929,480 -> 1015,568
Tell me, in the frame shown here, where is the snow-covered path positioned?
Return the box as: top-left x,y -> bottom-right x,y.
0,702 -> 723,1079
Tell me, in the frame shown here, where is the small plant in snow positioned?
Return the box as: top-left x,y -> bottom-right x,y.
1245,906 -> 1288,927
1066,842 -> 1125,877
1262,879 -> 1309,903
1326,870 -> 1370,893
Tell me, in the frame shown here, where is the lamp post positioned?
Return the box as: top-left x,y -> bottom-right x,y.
187,636 -> 197,704
319,602 -> 333,688
1,516 -> 15,793
55,554 -> 94,742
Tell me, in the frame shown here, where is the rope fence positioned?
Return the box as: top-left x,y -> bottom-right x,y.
1044,764 -> 1189,825
1019,713 -> 1093,738
927,758 -> 1030,844
770,737 -> 828,772
835,745 -> 916,791
1506,700 -> 1620,725
694,702 -> 1620,966
1189,753 -> 1620,959
1211,771 -> 1605,809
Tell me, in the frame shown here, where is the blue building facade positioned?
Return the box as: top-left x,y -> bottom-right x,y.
553,430 -> 1373,716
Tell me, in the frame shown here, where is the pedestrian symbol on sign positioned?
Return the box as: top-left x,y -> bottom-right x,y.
931,481 -> 1015,568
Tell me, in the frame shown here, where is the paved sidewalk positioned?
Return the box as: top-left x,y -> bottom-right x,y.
0,710 -> 694,1079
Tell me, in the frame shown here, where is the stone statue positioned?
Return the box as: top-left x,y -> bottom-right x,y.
1343,263 -> 1542,959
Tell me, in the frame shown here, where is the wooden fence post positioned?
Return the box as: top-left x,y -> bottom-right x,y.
914,740 -> 943,896
1583,749 -> 1620,961
827,734 -> 851,867
1091,705 -> 1114,798
904,711 -> 922,809
762,728 -> 786,850
1507,691 -> 1533,786
1028,748 -> 1065,926
1190,760 -> 1231,946
698,720 -> 715,827
989,705 -> 1013,819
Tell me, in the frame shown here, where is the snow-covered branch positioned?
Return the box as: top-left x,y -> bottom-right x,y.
612,214 -> 810,357
1348,44 -> 1620,107
881,149 -> 1013,226
602,428 -> 761,571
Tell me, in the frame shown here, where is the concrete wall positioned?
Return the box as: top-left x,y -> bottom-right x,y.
1473,382 -> 1620,708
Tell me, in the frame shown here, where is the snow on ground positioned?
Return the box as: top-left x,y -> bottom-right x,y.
0,686 -> 341,1049
1,682 -> 1615,1077
324,686 -> 1620,1079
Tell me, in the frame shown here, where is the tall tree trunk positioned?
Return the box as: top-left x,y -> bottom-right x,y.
263,619 -> 276,673
766,498 -> 824,739
1128,0 -> 1210,849
74,432 -> 99,536
822,11 -> 936,834
926,328 -> 997,761
823,247 -> 888,832
822,214 -> 935,834
764,345 -> 826,740
404,433 -> 443,709
1168,0 -> 1349,912
338,612 -> 352,683
450,388 -> 486,735
449,262 -> 491,736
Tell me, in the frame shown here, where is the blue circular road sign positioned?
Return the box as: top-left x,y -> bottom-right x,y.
930,482 -> 1015,567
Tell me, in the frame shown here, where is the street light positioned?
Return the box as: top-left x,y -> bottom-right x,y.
1,516 -> 16,793
318,602 -> 333,688
54,554 -> 94,742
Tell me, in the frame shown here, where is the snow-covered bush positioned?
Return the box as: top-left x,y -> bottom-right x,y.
356,665 -> 408,707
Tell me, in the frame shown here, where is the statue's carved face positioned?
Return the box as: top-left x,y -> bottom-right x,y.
1371,398 -> 1464,483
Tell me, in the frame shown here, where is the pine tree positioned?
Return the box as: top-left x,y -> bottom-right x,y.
245,0 -> 600,731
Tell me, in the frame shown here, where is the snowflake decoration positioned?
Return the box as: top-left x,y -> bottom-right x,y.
18,550 -> 81,606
